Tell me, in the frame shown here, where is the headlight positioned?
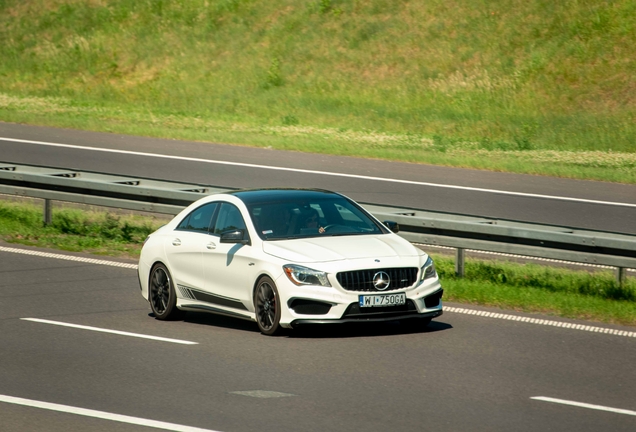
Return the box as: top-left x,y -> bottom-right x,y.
283,265 -> 331,287
420,256 -> 436,281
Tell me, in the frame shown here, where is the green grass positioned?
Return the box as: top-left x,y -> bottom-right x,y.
1,199 -> 634,326
0,200 -> 164,258
1,0 -> 635,182
441,278 -> 636,326
432,255 -> 636,326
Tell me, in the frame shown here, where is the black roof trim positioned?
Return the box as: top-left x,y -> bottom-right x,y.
228,188 -> 343,204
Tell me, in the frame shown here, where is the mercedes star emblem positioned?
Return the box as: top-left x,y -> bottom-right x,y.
372,271 -> 391,291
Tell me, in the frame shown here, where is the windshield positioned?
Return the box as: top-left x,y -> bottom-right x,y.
247,196 -> 386,240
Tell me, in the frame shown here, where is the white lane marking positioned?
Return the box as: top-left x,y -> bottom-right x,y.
21,318 -> 198,345
0,246 -> 138,269
531,396 -> 636,416
1,248 -> 633,338
0,394 -> 221,431
2,137 -> 635,208
230,390 -> 296,398
444,306 -> 636,338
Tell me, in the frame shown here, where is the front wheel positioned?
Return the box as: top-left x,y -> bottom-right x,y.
254,276 -> 282,336
149,263 -> 184,320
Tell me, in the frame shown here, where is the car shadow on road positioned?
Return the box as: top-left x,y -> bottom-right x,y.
181,312 -> 260,333
157,312 -> 453,338
289,319 -> 453,339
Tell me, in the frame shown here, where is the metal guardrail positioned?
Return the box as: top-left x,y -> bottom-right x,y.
1,162 -> 634,285
364,205 -> 635,285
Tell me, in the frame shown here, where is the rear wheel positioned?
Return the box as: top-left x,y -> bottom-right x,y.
254,276 -> 282,335
149,264 -> 184,320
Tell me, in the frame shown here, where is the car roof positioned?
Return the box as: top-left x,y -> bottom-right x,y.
227,188 -> 343,205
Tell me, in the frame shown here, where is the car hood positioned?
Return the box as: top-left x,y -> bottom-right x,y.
262,234 -> 421,263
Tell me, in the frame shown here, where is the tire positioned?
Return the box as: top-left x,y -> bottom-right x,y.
254,276 -> 282,336
149,263 -> 184,320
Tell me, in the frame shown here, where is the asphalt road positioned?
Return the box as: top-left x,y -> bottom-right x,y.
1,122 -> 636,234
0,245 -> 635,431
1,123 -> 635,431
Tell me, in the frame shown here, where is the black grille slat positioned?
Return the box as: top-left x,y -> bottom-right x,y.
336,267 -> 418,292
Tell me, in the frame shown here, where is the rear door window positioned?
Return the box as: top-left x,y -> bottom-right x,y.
176,202 -> 218,233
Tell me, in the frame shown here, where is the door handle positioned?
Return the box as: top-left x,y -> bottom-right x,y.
172,239 -> 181,246
206,242 -> 217,250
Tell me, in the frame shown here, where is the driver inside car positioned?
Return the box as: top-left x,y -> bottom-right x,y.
302,208 -> 326,234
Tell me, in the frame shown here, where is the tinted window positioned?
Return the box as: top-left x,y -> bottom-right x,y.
214,203 -> 247,235
247,196 -> 385,240
177,202 -> 217,233
334,203 -> 364,223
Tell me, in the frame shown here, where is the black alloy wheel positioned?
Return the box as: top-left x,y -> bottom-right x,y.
149,264 -> 184,320
254,276 -> 282,335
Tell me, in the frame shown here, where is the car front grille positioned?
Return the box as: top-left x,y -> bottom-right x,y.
336,267 -> 418,292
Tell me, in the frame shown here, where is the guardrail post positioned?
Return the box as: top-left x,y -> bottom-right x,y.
616,267 -> 627,287
455,247 -> 465,278
43,199 -> 52,225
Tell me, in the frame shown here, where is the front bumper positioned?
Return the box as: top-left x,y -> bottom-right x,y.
275,266 -> 444,328
290,307 -> 443,327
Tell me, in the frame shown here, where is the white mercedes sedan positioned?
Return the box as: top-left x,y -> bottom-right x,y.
138,189 -> 443,335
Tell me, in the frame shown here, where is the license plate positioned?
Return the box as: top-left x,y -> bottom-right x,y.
359,293 -> 406,307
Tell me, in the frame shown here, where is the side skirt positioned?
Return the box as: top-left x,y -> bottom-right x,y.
177,299 -> 256,322
177,284 -> 249,311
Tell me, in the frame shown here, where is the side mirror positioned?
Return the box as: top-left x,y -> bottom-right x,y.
220,229 -> 250,245
383,221 -> 400,233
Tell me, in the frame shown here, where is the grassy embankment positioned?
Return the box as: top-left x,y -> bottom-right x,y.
1,0 -> 635,182
1,199 -> 634,326
0,199 -> 164,258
